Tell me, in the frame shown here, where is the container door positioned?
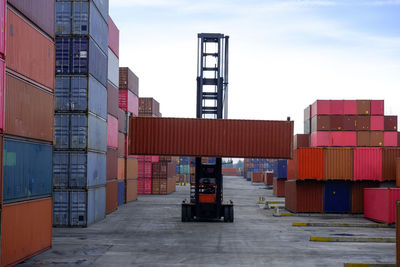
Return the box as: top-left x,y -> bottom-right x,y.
324,181 -> 351,213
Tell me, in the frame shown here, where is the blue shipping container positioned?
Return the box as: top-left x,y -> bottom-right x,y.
3,139 -> 52,203
323,181 -> 351,213
273,160 -> 287,179
92,0 -> 109,23
55,75 -> 107,119
53,151 -> 106,188
55,1 -> 108,54
53,186 -> 106,227
55,36 -> 107,87
54,113 -> 107,152
118,181 -> 124,206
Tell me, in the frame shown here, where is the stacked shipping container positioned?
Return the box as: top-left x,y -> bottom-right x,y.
286,100 -> 400,218
53,0 -> 109,227
1,1 -> 54,265
118,67 -> 139,200
106,16 -> 119,213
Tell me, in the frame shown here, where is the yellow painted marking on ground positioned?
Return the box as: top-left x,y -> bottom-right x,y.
310,236 -> 333,242
267,201 -> 284,204
280,213 -> 293,217
292,222 -> 308,227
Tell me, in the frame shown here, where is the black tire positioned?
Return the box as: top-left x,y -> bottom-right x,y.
186,206 -> 192,221
181,205 -> 187,222
224,206 -> 229,222
229,206 -> 234,223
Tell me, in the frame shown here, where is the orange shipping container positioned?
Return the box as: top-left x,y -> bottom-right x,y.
285,180 -> 323,213
130,117 -> 293,159
251,172 -> 264,183
382,148 -> 400,181
351,181 -> 379,213
117,157 -> 125,180
106,179 -> 118,214
288,148 -> 324,180
5,73 -> 53,142
6,8 -> 54,90
126,157 -> 138,179
1,198 -> 52,266
324,148 -> 353,180
273,178 -> 285,197
126,179 -> 138,202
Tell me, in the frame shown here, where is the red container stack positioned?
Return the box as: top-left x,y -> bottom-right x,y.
288,99 -> 400,215
1,2 -> 54,266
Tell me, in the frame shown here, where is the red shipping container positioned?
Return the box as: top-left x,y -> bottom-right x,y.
311,100 -> 330,117
364,188 -> 400,223
370,116 -> 384,131
119,89 -> 138,116
6,8 -> 54,90
343,116 -> 356,131
310,132 -> 330,147
106,179 -> 118,214
384,116 -> 398,131
353,148 -> 382,181
130,117 -> 294,159
289,148 -> 324,180
273,178 -> 285,197
106,148 -> 118,180
294,134 -> 309,149
0,59 -> 4,132
331,131 -> 357,147
107,115 -> 118,148
357,100 -> 371,115
370,100 -> 384,115
330,100 -> 344,115
265,172 -> 273,185
384,132 -> 398,147
397,159 -> 400,187
354,116 -> 370,131
0,0 -> 4,58
1,198 -> 52,267
108,16 -> 119,58
330,115 -> 344,130
343,100 -> 357,115
285,180 -> 323,213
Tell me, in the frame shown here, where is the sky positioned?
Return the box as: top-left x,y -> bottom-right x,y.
109,0 -> 400,134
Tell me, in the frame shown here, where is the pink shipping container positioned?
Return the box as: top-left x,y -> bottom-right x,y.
311,100 -> 330,117
343,100 -> 357,115
0,59 -> 4,132
384,132 -> 398,147
370,116 -> 384,131
151,156 -> 159,162
0,0 -> 5,58
107,115 -> 118,148
310,132 -> 330,147
364,188 -> 400,223
119,89 -> 138,116
108,16 -> 119,58
330,100 -> 344,115
370,100 -> 384,115
331,131 -> 357,147
353,148 -> 382,181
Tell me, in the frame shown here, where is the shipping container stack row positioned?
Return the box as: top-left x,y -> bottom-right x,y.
151,157 -> 177,195
286,99 -> 400,220
118,67 -> 139,202
175,156 -> 192,185
53,0 -> 110,227
1,1 -> 54,266
137,97 -> 160,194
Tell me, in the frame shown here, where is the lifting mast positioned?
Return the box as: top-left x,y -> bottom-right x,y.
181,33 -> 233,222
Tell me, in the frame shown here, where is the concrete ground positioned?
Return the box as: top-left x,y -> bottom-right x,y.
20,176 -> 395,267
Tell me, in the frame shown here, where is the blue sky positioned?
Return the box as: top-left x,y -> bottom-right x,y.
110,0 -> 400,133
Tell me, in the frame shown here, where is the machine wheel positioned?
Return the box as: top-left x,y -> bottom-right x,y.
229,206 -> 234,223
181,205 -> 187,222
224,206 -> 230,222
186,206 -> 192,221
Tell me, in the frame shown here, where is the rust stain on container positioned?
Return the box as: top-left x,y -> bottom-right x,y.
356,100 -> 371,115
285,180 -> 323,213
324,148 -> 353,180
5,73 -> 53,142
126,179 -> 138,202
106,179 -> 118,214
106,148 -> 118,180
117,157 -> 125,180
382,148 -> 400,181
1,198 -> 52,266
351,181 -> 380,213
130,117 -> 294,159
6,8 -> 54,90
126,157 -> 138,179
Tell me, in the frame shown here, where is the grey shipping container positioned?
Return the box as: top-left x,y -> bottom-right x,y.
55,1 -> 108,54
107,47 -> 119,88
53,151 -> 106,188
55,75 -> 107,119
53,186 -> 106,227
55,36 -> 108,87
54,113 -> 107,152
3,138 -> 52,203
